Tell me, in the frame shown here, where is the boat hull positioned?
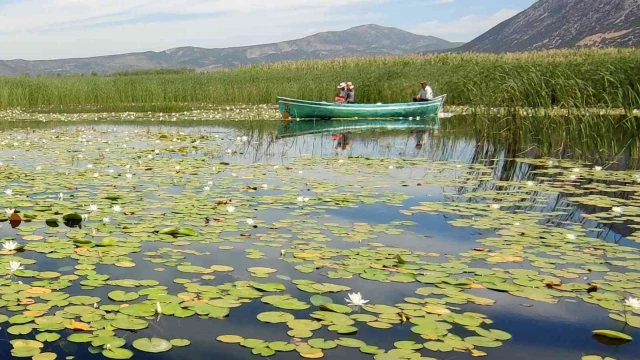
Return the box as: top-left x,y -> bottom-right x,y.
277,95 -> 446,120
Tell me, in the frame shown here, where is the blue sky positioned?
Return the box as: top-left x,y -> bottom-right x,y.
0,0 -> 537,60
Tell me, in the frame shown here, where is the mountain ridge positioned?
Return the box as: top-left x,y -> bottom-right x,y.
0,24 -> 462,76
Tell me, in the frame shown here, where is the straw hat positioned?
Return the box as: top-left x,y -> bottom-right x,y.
337,82 -> 346,89
420,81 -> 428,85
346,81 -> 354,89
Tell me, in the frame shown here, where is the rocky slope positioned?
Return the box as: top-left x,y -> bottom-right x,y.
460,0 -> 640,52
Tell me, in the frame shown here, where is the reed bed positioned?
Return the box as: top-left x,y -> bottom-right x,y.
0,48 -> 639,113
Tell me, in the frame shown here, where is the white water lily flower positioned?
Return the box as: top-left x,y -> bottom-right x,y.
569,175 -> 577,180
204,186 -> 211,191
241,136 -> 248,142
58,193 -> 64,201
595,166 -> 603,171
102,218 -> 111,224
156,302 -> 163,314
526,181 -> 535,186
154,149 -> 160,154
625,297 -> 640,309
231,173 -> 237,177
567,234 -> 577,240
345,292 -> 369,307
548,161 -> 554,166
280,249 -> 286,257
389,166 -> 394,169
175,166 -> 181,171
262,184 -> 268,189
126,173 -> 133,179
612,206 -> 623,214
2,241 -> 18,251
274,165 -> 279,169
298,171 -> 303,174
7,260 -> 24,273
93,173 -> 99,177
4,189 -> 12,196
226,205 -> 235,213
246,219 -> 255,225
35,166 -> 42,171
87,164 -> 93,168
81,214 -> 89,222
490,204 -> 501,209
147,154 -> 153,159
207,181 -> 214,186
572,168 -> 581,173
88,204 -> 99,212
5,208 -> 14,216
112,205 -> 122,212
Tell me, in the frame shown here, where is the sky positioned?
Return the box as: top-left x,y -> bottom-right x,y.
0,0 -> 538,60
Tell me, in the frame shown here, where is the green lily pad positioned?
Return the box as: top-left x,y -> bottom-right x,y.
111,318 -> 149,331
257,311 -> 295,324
170,339 -> 191,347
310,295 -> 334,307
308,339 -> 338,350
108,291 -> 139,302
132,338 -> 173,353
102,348 -> 134,360
33,353 -> 57,360
217,335 -> 244,344
321,303 -> 353,314
268,341 -> 296,352
592,330 -> 633,341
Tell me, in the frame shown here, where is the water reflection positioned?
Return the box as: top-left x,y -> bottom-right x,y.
1,116 -> 639,360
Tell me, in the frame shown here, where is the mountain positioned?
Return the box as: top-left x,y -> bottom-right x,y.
460,0 -> 640,53
0,24 -> 461,76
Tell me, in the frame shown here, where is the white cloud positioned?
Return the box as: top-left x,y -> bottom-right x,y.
413,8 -> 520,42
0,0 -> 382,60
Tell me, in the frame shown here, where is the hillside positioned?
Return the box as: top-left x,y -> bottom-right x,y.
460,0 -> 640,52
0,25 -> 461,76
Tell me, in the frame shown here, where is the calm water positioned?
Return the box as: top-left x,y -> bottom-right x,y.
0,117 -> 639,360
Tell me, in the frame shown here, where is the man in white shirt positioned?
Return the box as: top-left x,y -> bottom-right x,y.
414,81 -> 434,102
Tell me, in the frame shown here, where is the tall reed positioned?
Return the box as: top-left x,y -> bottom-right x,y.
0,48 -> 638,113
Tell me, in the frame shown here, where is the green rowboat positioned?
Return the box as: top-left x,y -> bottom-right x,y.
277,95 -> 446,120
276,118 -> 439,139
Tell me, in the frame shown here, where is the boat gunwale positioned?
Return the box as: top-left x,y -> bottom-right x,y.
277,95 -> 446,111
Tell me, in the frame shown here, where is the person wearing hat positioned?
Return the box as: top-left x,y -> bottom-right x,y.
345,82 -> 356,104
335,82 -> 347,103
414,81 -> 433,102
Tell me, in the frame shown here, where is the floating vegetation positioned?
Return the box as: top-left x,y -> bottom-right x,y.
0,121 -> 638,360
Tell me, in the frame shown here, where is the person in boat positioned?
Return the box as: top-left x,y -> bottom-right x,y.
414,81 -> 433,102
345,82 -> 355,104
335,82 -> 347,103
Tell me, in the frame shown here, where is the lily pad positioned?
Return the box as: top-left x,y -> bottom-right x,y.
132,338 -> 173,353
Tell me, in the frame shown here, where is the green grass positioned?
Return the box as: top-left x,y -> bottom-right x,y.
1,48 -> 639,113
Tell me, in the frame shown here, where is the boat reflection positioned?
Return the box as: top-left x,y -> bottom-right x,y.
275,117 -> 440,139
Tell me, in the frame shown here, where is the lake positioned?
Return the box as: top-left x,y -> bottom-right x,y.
0,115 -> 639,360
